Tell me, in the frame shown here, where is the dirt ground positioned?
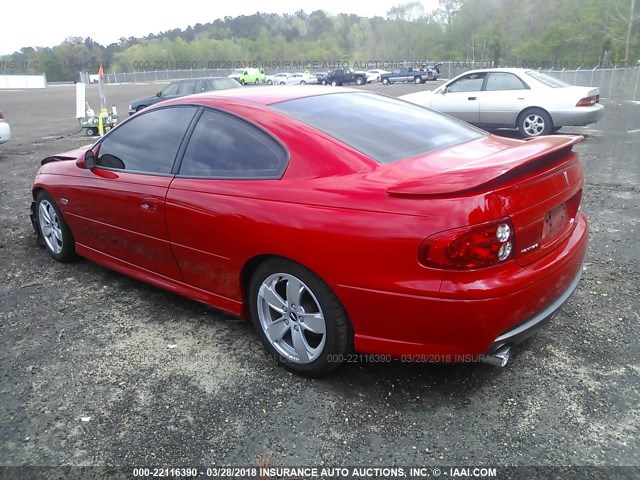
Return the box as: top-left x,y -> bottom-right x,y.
0,81 -> 638,475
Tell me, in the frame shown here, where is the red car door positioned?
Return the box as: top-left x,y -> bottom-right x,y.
165,108 -> 288,305
69,106 -> 199,279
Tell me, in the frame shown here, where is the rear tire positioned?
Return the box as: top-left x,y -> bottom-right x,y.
355,77 -> 364,85
518,108 -> 553,137
249,258 -> 352,377
382,78 -> 389,85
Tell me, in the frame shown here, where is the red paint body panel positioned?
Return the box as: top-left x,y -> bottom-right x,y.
31,88 -> 589,359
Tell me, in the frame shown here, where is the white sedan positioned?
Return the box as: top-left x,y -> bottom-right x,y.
365,69 -> 390,83
399,68 -> 604,137
281,72 -> 317,85
266,73 -> 292,85
0,110 -> 11,144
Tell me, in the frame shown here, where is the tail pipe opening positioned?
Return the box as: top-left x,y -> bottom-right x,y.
481,345 -> 511,367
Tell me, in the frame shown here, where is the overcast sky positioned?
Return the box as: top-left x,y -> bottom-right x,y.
1,0 -> 439,55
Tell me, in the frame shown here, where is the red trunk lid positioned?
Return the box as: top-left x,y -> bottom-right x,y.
383,135 -> 585,265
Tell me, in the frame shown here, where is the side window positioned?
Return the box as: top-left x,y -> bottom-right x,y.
485,73 -> 527,91
179,109 -> 287,178
160,82 -> 180,97
96,107 -> 197,174
177,80 -> 196,95
447,73 -> 487,92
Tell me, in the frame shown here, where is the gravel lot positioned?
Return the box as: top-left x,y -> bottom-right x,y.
0,81 -> 638,475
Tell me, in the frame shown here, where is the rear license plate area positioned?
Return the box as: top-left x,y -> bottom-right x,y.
542,202 -> 569,240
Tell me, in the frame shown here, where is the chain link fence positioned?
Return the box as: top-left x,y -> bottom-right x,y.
98,62 -> 640,102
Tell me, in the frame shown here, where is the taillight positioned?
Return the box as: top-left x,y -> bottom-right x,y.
0,111 -> 4,120
421,219 -> 516,269
576,96 -> 598,107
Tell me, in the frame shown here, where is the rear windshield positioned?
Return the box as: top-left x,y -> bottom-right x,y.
271,92 -> 484,163
211,78 -> 242,89
525,70 -> 570,88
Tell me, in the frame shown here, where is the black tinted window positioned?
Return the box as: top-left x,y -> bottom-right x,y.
272,93 -> 484,163
179,109 -> 287,178
96,107 -> 197,174
485,73 -> 527,91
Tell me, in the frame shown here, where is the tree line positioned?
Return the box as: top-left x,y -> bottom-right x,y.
2,0 -> 638,82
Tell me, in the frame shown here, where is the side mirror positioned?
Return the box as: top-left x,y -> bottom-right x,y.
440,88 -> 448,95
156,91 -> 162,97
77,150 -> 96,169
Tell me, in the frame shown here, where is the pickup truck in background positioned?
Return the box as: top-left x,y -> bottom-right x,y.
325,69 -> 368,86
380,67 -> 439,85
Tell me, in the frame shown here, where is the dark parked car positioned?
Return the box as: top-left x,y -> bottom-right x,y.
128,77 -> 242,115
380,68 -> 436,85
316,72 -> 328,85
325,69 -> 367,86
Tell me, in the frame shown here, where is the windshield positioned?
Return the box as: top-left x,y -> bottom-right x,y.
231,69 -> 244,75
271,92 -> 485,164
525,70 -> 570,88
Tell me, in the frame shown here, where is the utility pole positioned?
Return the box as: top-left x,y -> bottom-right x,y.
625,0 -> 637,66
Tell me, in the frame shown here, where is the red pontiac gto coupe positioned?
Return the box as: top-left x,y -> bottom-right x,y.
30,87 -> 588,376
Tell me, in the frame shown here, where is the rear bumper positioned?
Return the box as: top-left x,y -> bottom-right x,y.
485,267 -> 582,354
551,104 -> 604,126
338,212 -> 588,359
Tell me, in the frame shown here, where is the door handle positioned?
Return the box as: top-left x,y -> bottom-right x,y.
468,96 -> 477,100
141,197 -> 159,212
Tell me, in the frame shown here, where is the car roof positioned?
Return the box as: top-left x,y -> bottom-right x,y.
188,85 -> 361,106
170,77 -> 233,82
455,67 -> 533,75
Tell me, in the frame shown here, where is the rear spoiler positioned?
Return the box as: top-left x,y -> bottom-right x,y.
386,135 -> 583,197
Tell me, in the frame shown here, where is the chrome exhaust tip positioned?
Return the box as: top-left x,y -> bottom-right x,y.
481,345 -> 511,367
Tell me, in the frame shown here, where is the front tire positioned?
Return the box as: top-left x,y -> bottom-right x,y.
518,108 -> 553,137
249,258 -> 352,376
414,76 -> 422,84
35,191 -> 76,262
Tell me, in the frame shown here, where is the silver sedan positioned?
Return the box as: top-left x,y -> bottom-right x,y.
399,68 -> 604,137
